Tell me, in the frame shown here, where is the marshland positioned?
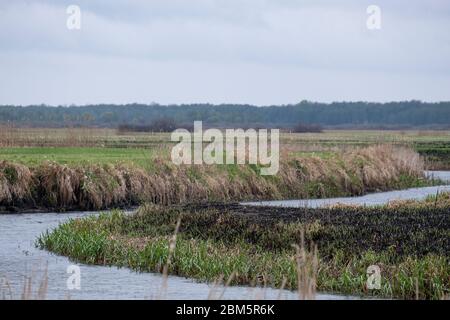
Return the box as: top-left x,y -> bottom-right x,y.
2,0 -> 450,304
0,127 -> 449,300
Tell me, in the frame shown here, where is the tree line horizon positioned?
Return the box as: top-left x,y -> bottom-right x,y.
1,100 -> 449,130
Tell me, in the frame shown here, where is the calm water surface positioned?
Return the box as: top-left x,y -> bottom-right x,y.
243,171 -> 450,208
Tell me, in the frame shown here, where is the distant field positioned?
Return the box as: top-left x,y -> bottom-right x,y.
2,127 -> 450,146
1,128 -> 450,168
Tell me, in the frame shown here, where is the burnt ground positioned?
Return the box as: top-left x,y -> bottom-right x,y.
163,202 -> 450,258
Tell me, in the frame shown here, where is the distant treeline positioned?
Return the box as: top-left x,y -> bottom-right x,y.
0,101 -> 449,129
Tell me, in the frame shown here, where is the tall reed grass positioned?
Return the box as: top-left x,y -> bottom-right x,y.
0,145 -> 426,211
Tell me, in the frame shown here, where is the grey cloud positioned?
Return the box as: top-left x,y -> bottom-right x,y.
0,0 -> 449,105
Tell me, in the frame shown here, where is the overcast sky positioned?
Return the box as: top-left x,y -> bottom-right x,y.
0,0 -> 449,106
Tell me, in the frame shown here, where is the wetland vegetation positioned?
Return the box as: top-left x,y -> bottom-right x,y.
38,195 -> 450,299
1,127 -> 449,300
2,127 -> 446,212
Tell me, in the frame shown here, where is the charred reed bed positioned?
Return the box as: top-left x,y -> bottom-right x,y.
38,199 -> 449,299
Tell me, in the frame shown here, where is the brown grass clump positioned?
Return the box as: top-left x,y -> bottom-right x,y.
0,161 -> 33,205
78,164 -> 128,210
343,145 -> 424,192
118,165 -> 154,203
35,162 -> 80,208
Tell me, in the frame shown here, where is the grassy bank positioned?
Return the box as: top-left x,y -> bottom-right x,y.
37,195 -> 450,299
0,145 -> 428,211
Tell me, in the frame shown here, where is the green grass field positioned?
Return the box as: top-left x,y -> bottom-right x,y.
0,147 -> 159,167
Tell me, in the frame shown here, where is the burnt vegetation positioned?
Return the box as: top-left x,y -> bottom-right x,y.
158,203 -> 449,259
38,200 -> 450,299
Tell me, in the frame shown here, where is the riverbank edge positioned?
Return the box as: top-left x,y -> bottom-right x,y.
0,145 -> 431,213
0,174 -> 436,214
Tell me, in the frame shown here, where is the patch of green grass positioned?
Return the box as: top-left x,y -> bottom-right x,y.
0,147 -> 157,168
